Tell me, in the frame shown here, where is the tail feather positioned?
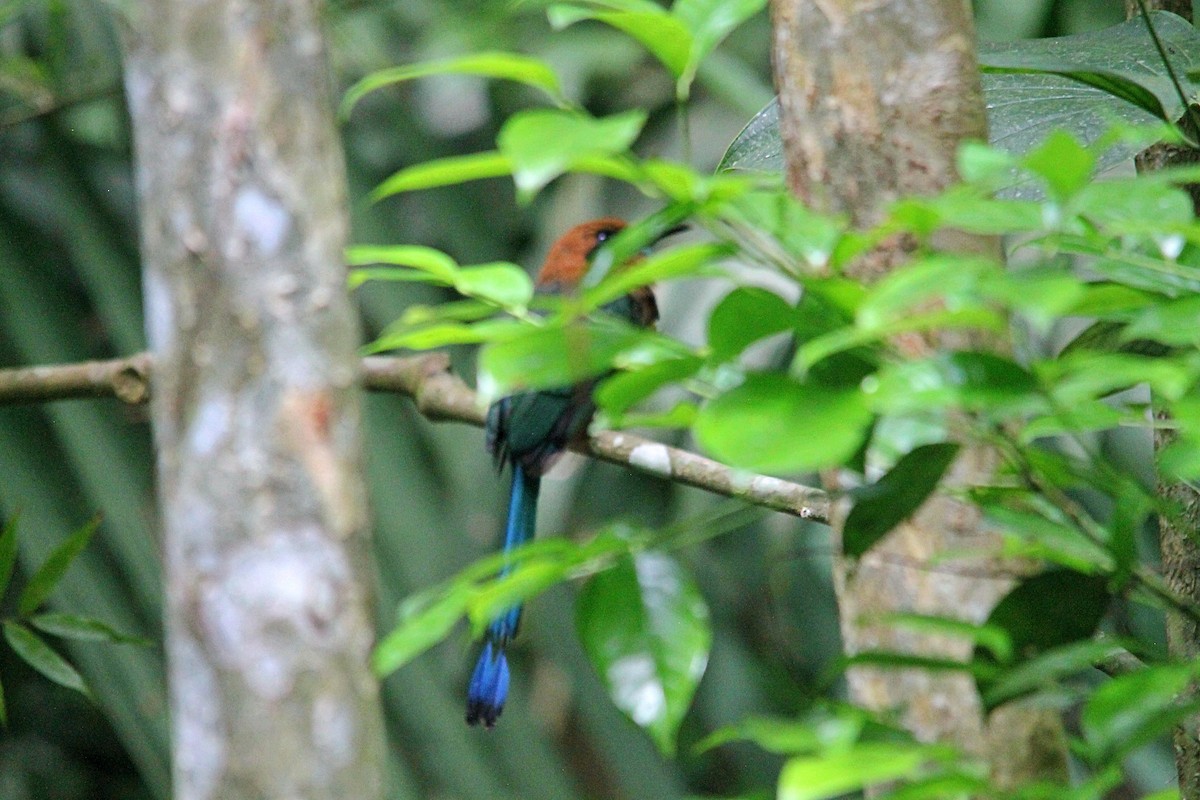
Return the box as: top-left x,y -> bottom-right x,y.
466,464 -> 540,727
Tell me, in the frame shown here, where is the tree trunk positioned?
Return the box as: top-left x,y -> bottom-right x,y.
121,1 -> 385,797
769,0 -> 1068,786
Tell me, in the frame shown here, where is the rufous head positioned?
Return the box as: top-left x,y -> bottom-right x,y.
536,217 -> 627,289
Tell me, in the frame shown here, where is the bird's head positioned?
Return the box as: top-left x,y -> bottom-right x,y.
535,217 -> 627,290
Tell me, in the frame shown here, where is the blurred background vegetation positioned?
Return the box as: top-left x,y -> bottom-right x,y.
0,0 -> 1165,798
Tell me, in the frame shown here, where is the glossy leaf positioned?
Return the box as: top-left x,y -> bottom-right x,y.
576,550 -> 711,755
18,516 -> 99,617
340,52 -> 565,118
694,374 -> 874,473
498,109 -> 645,198
843,443 -> 960,558
549,5 -> 691,77
3,621 -> 90,697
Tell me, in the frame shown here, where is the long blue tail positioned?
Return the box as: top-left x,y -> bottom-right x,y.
466,463 -> 540,727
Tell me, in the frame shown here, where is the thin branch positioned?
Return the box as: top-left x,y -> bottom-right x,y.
0,352 -> 831,521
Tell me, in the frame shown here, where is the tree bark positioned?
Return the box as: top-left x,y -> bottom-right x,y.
121,1 -> 385,797
769,0 -> 1068,787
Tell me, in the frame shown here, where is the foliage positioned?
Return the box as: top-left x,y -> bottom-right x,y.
349,5 -> 1200,800
0,0 -> 1194,798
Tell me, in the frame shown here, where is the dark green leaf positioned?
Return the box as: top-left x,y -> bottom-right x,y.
577,550 -> 710,756
18,516 -> 99,617
843,443 -> 960,558
2,621 -> 90,697
694,374 -> 874,474
29,612 -> 152,646
340,52 -> 565,118
0,514 -> 19,600
983,570 -> 1110,663
707,286 -> 799,361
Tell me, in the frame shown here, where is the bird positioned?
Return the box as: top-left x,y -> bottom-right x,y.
465,217 -> 665,728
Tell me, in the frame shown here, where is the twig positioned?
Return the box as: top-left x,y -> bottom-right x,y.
0,352 -> 831,521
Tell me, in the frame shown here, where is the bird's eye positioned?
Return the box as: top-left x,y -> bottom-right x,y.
595,228 -> 617,243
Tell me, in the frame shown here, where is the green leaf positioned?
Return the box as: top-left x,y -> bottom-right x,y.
1082,662 -> 1200,763
694,374 -> 874,473
549,5 -> 692,78
370,151 -> 514,199
454,263 -> 534,308
340,52 -> 565,118
1021,130 -> 1095,201
18,516 -> 99,617
870,352 -> 1044,417
346,244 -> 459,284
981,639 -> 1131,709
498,109 -> 646,199
707,286 -> 799,361
0,514 -> 19,600
0,672 -> 6,727
983,570 -> 1110,663
843,443 -> 960,558
778,742 -> 946,800
583,243 -> 729,311
671,0 -> 767,98
2,621 -> 90,697
373,584 -> 473,676
365,318 -> 526,353
577,550 -> 711,756
29,612 -> 151,646
478,317 -> 683,397
595,356 -> 704,415
1122,295 -> 1200,347
977,12 -> 1200,124
695,706 -> 866,755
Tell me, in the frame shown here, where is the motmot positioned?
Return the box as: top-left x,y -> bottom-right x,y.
466,217 -> 665,727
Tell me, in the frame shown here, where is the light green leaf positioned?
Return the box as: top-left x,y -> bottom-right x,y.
577,550 -> 711,755
18,516 -> 99,617
454,263 -> 534,308
373,585 -> 473,676
3,621 -> 90,698
346,244 -> 459,284
582,243 -> 729,311
550,5 -> 691,78
694,374 -> 874,473
341,51 -> 565,118
371,151 -> 514,200
778,742 -> 944,800
672,0 -> 767,97
1082,662 -> 1200,763
498,109 -> 646,199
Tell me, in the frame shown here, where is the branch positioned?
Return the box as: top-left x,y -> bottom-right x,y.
0,353 -> 830,521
